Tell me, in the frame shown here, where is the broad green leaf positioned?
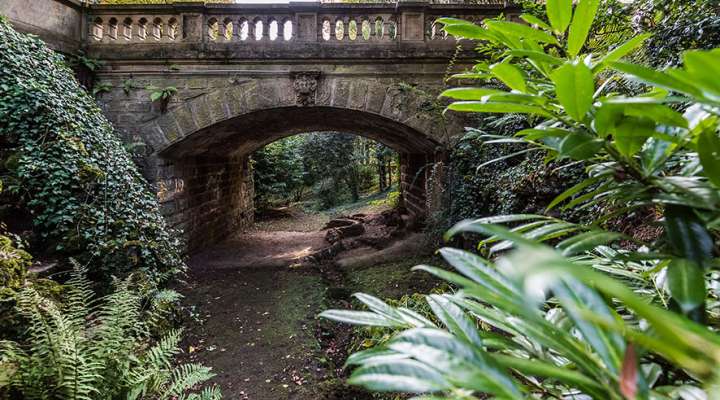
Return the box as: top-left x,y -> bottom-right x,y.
348,359 -> 452,393
551,61 -> 594,122
388,329 -> 523,397
436,248 -> 519,298
445,215 -> 547,240
354,293 -> 405,323
491,354 -> 606,398
319,310 -> 405,327
345,348 -> 409,367
426,295 -> 483,346
610,62 -> 702,98
546,0 -> 572,34
683,49 -> 720,98
508,50 -> 564,66
441,23 -> 487,40
485,21 -> 559,46
567,0 -> 600,57
546,175 -> 604,211
696,119 -> 720,187
519,14 -> 551,31
595,33 -> 651,71
664,205 -> 714,267
439,87 -> 503,100
558,132 -> 603,160
666,258 -> 706,316
640,138 -> 674,176
150,92 -> 162,102
593,103 -> 624,137
516,127 -> 572,140
490,62 -> 527,92
447,101 -> 551,117
614,117 -> 656,157
557,230 -> 623,256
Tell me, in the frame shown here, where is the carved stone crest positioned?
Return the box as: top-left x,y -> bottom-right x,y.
291,71 -> 320,106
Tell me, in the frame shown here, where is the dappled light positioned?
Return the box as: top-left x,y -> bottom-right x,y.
1,0 -> 720,399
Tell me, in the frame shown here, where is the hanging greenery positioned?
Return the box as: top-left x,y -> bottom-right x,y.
0,19 -> 183,283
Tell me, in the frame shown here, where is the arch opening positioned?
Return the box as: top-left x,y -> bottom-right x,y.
154,107 -> 441,250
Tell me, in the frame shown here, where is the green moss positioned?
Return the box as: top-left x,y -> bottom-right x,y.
0,235 -> 30,295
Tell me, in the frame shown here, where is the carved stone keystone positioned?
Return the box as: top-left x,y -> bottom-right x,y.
291,71 -> 321,106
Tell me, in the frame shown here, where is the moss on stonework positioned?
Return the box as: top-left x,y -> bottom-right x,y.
0,235 -> 30,295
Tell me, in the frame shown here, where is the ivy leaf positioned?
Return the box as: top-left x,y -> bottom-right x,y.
551,61 -> 594,122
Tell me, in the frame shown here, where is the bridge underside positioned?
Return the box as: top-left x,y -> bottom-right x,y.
156,106 -> 443,250
1,0 -> 517,250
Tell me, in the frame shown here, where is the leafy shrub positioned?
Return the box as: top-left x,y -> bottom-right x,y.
0,266 -> 221,400
0,19 -> 183,282
322,0 -> 720,398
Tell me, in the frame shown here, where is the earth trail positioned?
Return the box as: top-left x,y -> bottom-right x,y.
177,208 -> 440,400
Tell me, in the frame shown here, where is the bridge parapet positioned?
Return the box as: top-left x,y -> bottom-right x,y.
86,1 -> 518,59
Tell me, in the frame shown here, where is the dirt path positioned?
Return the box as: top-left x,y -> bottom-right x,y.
178,210 -> 441,400
179,230 -> 333,400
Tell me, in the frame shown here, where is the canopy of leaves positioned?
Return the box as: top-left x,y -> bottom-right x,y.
0,20 -> 183,283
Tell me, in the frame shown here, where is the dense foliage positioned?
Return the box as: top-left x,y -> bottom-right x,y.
253,133 -> 397,211
322,0 -> 720,398
0,20 -> 183,282
0,266 -> 221,400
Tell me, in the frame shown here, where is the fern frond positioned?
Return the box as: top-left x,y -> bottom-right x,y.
160,363 -> 215,400
184,385 -> 222,400
63,260 -> 95,331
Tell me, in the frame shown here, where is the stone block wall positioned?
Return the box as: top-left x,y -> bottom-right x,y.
1,0 -> 84,54
400,153 -> 430,219
157,155 -> 254,251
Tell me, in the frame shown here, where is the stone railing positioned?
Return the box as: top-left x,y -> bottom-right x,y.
86,1 -> 517,46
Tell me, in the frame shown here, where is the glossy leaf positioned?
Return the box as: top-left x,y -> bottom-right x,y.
348,359 -> 452,393
486,20 -> 559,46
567,0 -> 600,57
551,61 -> 595,122
439,87 -> 503,100
664,205 -> 714,267
610,62 -> 702,98
696,118 -> 720,187
558,132 -> 603,160
667,258 -> 706,316
447,101 -> 551,117
546,0 -> 572,34
489,62 -> 527,93
614,117 -> 656,157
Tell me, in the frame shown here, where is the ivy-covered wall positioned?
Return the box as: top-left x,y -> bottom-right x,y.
0,19 -> 183,282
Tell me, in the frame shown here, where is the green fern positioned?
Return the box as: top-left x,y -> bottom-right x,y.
0,265 -> 221,399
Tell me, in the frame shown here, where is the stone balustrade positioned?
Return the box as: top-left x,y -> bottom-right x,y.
86,1 -> 517,50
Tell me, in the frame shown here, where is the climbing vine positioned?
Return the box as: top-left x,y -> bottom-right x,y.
0,19 -> 183,283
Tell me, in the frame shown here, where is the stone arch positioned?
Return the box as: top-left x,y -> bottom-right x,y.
136,76 -> 453,249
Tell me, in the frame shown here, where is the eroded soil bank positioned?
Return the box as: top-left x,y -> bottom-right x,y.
177,208 -> 442,399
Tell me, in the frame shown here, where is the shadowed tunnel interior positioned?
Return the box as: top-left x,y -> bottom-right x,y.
156,106 -> 444,250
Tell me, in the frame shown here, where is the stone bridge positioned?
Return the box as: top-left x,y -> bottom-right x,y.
3,0 -> 519,249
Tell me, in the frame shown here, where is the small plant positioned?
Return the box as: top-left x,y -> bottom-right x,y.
0,265 -> 222,400
146,85 -> 178,113
123,78 -> 139,95
69,50 -> 103,72
92,81 -> 113,97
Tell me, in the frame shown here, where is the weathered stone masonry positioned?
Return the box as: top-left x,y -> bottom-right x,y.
3,0 -> 519,250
